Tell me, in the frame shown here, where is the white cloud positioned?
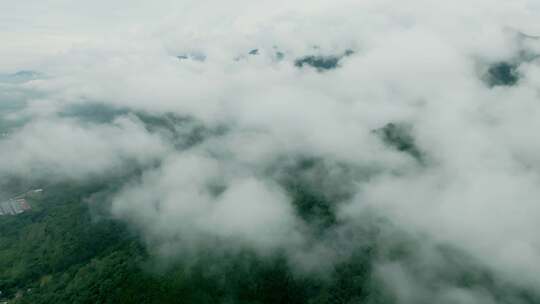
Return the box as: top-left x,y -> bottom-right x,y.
2,0 -> 540,301
0,115 -> 169,179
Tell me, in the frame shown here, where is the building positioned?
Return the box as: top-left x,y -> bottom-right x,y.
0,198 -> 31,216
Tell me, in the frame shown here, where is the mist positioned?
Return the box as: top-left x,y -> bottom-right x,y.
2,1 -> 540,303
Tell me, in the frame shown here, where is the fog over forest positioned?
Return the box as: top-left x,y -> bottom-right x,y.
1,1 -> 540,303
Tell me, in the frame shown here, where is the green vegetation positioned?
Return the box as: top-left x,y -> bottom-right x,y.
294,50 -> 354,72
485,62 -> 520,87
1,178 -> 538,303
375,122 -> 423,161
0,182 -> 381,304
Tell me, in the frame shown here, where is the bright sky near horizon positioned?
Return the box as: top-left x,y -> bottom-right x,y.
3,0 -> 540,72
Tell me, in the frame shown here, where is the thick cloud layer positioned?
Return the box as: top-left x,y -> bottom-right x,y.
2,0 -> 540,302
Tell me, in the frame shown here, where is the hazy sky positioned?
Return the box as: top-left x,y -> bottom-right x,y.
3,0 -> 538,71
0,0 -> 180,70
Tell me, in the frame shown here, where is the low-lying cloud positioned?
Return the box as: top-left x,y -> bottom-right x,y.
2,0 -> 540,302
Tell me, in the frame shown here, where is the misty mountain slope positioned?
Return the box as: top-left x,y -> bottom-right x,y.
2,180 -> 537,304
485,62 -> 521,87
1,116 -> 537,303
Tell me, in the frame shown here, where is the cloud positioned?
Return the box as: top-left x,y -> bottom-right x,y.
0,115 -> 169,179
111,153 -> 302,256
2,0 -> 540,301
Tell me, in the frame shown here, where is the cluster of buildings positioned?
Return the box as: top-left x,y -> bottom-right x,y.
0,198 -> 31,216
0,189 -> 41,216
